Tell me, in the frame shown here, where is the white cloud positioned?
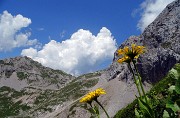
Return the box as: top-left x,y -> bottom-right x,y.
21,27 -> 117,75
137,0 -> 175,32
0,11 -> 37,51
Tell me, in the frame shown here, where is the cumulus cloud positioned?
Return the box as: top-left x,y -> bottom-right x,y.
137,0 -> 175,32
0,11 -> 37,51
21,27 -> 117,75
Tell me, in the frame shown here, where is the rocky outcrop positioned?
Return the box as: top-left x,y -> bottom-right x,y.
108,0 -> 180,83
139,0 -> 180,83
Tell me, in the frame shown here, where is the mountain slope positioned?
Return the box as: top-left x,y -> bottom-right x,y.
0,57 -> 102,117
0,56 -> 74,91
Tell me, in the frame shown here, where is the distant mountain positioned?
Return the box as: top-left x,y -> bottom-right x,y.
0,56 -> 74,91
0,0 -> 180,118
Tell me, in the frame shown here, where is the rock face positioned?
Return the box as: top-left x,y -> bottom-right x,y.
139,0 -> 180,83
109,0 -> 180,83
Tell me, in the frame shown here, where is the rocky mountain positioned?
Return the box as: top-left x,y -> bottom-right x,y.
0,56 -> 102,117
0,56 -> 74,91
0,0 -> 180,118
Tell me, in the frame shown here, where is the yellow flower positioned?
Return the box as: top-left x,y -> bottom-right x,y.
117,55 -> 131,64
117,44 -> 145,63
80,88 -> 106,103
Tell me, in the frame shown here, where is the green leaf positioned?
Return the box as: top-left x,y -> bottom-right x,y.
176,99 -> 180,107
137,98 -> 155,118
135,108 -> 141,118
169,68 -> 179,80
135,77 -> 140,85
163,110 -> 170,118
166,100 -> 180,112
175,78 -> 180,94
173,102 -> 180,112
168,85 -> 175,93
94,105 -> 99,115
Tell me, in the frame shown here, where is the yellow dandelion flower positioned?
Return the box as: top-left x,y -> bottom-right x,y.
80,88 -> 106,103
117,56 -> 131,63
117,44 -> 145,63
117,49 -> 124,55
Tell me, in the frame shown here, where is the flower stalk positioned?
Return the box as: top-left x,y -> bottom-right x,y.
117,44 -> 148,104
95,99 -> 110,118
132,61 -> 148,104
90,104 -> 100,118
128,63 -> 142,98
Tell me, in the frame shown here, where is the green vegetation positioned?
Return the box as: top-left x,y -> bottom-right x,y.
17,72 -> 28,80
33,78 -> 99,112
114,63 -> 180,118
53,69 -> 71,76
78,72 -> 101,79
0,86 -> 30,117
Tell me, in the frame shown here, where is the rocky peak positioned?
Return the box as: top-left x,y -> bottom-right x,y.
0,56 -> 75,91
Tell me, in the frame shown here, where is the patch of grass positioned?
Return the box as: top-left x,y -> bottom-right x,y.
114,63 -> 180,118
41,72 -> 50,78
78,72 -> 101,79
82,78 -> 99,88
33,78 -> 99,112
53,69 -> 71,76
17,72 -> 28,80
0,86 -> 30,117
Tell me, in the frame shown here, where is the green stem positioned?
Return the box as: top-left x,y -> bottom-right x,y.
128,63 -> 142,98
95,99 -> 110,118
90,104 -> 100,118
132,61 -> 148,104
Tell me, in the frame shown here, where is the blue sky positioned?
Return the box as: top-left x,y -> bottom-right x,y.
0,0 -> 175,75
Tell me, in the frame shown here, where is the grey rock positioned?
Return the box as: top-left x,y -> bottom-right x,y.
110,0 -> 180,83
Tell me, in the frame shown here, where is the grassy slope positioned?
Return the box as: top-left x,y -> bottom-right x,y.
0,72 -> 100,117
114,63 -> 180,118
